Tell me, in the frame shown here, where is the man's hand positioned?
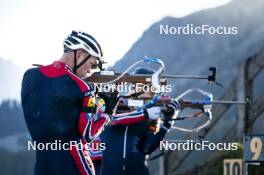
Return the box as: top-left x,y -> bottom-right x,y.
144,107 -> 162,120
162,99 -> 181,121
144,99 -> 182,121
98,92 -> 119,115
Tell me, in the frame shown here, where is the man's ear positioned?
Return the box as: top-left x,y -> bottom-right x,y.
76,49 -> 84,59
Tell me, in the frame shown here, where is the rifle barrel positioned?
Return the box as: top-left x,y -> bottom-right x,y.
185,100 -> 248,105
163,75 -> 208,79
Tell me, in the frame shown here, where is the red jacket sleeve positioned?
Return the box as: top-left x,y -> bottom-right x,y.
78,89 -> 110,143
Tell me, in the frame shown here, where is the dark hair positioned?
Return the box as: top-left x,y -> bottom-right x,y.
133,67 -> 155,75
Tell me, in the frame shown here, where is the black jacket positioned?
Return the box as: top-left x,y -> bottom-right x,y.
100,119 -> 168,175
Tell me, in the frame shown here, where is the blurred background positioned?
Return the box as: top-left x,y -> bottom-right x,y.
0,0 -> 264,174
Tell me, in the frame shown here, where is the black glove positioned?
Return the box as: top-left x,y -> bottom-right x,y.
162,99 -> 181,122
98,92 -> 119,115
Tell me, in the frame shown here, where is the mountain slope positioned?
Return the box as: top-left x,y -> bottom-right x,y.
112,0 -> 264,98
111,0 -> 264,174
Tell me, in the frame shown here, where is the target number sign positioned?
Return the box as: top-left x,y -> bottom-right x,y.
244,135 -> 264,162
223,159 -> 242,175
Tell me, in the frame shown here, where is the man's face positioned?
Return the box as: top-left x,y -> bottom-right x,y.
138,91 -> 155,99
76,50 -> 98,77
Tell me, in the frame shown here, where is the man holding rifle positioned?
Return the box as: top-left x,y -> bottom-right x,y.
89,68 -> 181,175
21,31 -> 118,175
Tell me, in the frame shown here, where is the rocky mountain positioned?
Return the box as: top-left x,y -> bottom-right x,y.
112,0 -> 264,174
112,0 -> 264,99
